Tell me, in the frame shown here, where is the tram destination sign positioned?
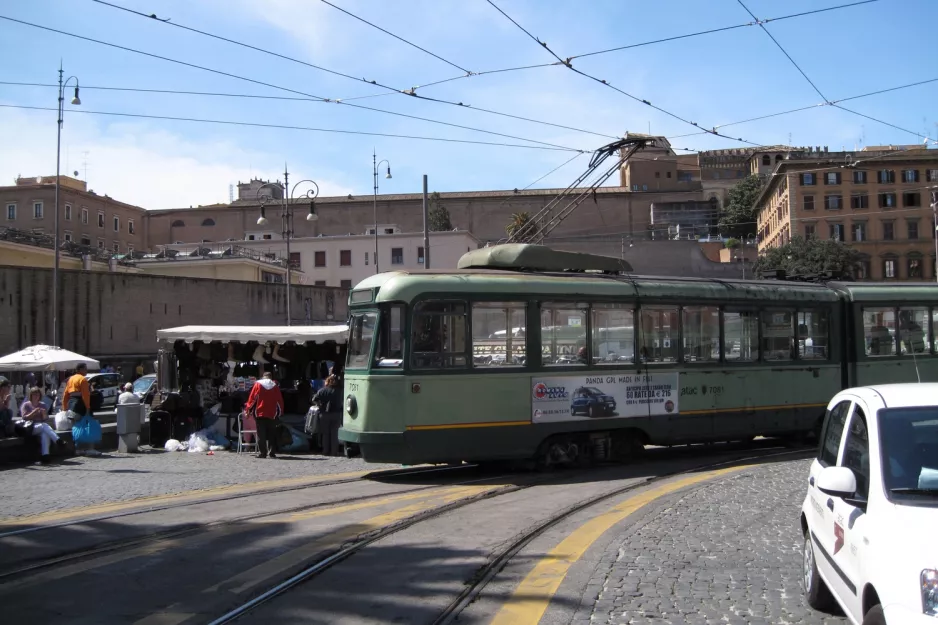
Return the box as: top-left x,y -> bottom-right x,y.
531,373 -> 679,423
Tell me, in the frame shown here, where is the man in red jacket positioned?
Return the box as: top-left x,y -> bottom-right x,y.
244,372 -> 284,459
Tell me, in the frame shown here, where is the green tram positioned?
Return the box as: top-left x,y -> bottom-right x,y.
338,244 -> 938,466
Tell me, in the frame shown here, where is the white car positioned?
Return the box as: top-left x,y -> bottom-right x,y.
801,383 -> 938,624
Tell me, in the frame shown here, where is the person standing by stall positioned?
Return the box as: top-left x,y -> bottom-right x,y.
244,372 -> 284,459
312,375 -> 343,457
63,363 -> 100,456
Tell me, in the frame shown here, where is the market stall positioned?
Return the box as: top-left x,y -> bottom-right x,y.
153,325 -> 348,446
0,345 -> 100,414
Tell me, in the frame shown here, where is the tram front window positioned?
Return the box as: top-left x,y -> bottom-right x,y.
347,312 -> 378,370
375,304 -> 405,367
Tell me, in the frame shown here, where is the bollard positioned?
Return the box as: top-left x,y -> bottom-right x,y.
116,404 -> 144,453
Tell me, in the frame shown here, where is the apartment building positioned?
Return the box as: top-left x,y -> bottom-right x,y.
0,176 -> 147,254
755,147 -> 938,280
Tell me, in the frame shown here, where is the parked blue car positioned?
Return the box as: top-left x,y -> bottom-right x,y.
570,386 -> 617,417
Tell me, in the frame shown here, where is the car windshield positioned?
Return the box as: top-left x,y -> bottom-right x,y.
586,387 -> 604,394
132,377 -> 153,394
878,407 -> 938,500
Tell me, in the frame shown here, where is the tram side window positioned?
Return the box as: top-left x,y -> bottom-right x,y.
682,306 -> 719,363
347,311 -> 378,370
472,302 -> 526,368
863,307 -> 896,356
541,302 -> 588,366
375,304 -> 404,367
592,304 -> 634,365
411,301 -> 468,369
723,311 -> 759,362
761,310 -> 794,361
933,310 -> 938,353
639,307 -> 679,363
797,310 -> 829,360
898,307 -> 928,355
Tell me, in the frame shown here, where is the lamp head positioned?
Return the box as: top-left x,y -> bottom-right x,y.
257,206 -> 268,226
70,86 -> 81,106
306,200 -> 318,221
385,166 -> 392,180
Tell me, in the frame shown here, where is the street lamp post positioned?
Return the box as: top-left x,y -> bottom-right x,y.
256,166 -> 319,325
372,150 -> 392,274
53,63 -> 81,347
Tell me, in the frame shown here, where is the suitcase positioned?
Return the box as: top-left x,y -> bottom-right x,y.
149,410 -> 171,448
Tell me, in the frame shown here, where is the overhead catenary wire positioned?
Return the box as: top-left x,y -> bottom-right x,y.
88,2 -> 618,140
0,103 -> 581,152
568,0 -> 879,60
482,0 -> 763,147
0,15 -> 593,152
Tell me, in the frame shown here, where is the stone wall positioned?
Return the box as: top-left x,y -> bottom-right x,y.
0,266 -> 348,362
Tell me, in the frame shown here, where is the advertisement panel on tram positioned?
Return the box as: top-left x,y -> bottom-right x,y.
531,372 -> 679,422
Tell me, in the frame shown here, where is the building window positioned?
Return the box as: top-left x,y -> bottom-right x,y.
878,170 -> 895,184
5,204 -> 15,220
903,192 -> 921,207
113,241 -> 120,253
902,169 -> 919,183
314,251 -> 326,267
340,279 -> 352,288
853,171 -> 868,184
201,218 -> 215,226
824,195 -> 842,210
98,212 -> 105,228
128,220 -> 135,235
33,202 -> 43,219
655,171 -> 660,178
879,192 -> 896,208
927,169 -> 938,182
64,231 -> 72,242
97,239 -> 105,250
80,235 -> 91,246
883,258 -> 897,279
288,252 -> 301,268
64,204 -> 72,221
171,219 -> 185,227
825,172 -> 841,185
365,252 -> 369,266
417,246 -> 425,264
909,258 -> 923,279
908,220 -> 919,240
851,194 -> 869,209
829,223 -> 845,242
803,195 -> 815,211
340,250 -> 352,266
642,184 -> 648,190
804,224 -> 816,239
391,247 -> 404,265
128,245 -> 134,255
883,221 -> 895,241
800,173 -> 816,186
262,234 -> 272,240
762,155 -> 771,166
314,280 -> 326,286
81,208 -> 89,224
852,222 -> 867,242
666,171 -> 672,178
113,216 -> 120,232
854,257 -> 871,279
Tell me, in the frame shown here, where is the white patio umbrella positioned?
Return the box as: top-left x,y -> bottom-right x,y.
0,345 -> 100,372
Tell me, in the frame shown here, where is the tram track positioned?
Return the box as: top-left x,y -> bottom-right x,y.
205,444 -> 814,625
0,464 -> 484,583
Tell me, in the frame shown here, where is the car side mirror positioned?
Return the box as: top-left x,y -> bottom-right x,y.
817,466 -> 858,499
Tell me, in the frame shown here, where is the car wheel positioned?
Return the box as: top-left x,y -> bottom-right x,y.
803,533 -> 835,611
861,605 -> 885,625
588,404 -> 597,418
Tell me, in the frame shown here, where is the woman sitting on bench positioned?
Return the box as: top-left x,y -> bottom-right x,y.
19,387 -> 65,463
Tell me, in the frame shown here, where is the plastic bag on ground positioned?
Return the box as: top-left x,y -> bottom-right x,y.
54,411 -> 72,432
72,415 -> 102,445
164,438 -> 183,452
187,430 -> 211,453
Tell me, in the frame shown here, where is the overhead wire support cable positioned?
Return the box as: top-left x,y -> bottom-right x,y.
0,103 -> 581,151
0,14 -> 590,152
89,1 -> 617,140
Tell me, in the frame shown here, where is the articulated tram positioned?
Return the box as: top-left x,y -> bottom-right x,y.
338,244 -> 938,467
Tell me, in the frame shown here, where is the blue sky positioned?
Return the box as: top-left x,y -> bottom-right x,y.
0,0 -> 935,209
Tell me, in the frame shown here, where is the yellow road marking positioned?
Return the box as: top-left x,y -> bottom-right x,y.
0,471 -> 370,526
489,466 -> 748,625
137,485 -> 499,625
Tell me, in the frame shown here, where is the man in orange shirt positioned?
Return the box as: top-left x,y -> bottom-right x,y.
62,363 -> 92,418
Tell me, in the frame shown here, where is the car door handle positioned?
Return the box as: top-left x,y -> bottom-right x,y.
826,498 -> 834,511
809,477 -> 815,487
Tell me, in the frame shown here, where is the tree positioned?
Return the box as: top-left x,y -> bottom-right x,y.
505,211 -> 536,242
427,192 -> 452,232
754,235 -> 861,280
718,175 -> 765,239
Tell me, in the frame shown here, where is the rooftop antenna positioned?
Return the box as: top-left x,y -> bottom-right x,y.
81,151 -> 90,184
229,184 -> 234,203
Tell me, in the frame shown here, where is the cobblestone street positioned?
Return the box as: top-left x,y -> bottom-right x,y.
0,449 -> 398,520
580,459 -> 847,625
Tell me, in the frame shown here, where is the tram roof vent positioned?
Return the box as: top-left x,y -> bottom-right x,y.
457,244 -> 633,274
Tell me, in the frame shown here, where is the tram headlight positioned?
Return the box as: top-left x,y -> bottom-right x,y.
345,394 -> 358,418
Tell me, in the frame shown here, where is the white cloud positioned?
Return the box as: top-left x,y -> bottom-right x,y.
0,108 -> 353,210
220,0 -> 341,59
